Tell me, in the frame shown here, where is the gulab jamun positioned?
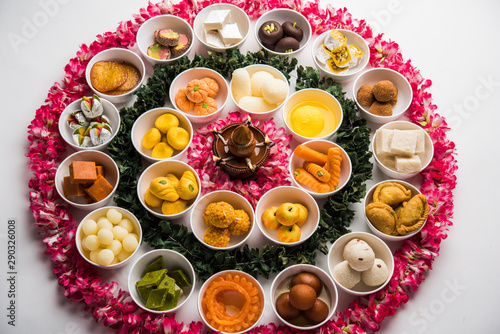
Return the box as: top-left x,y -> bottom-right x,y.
291,272 -> 323,295
303,299 -> 329,325
275,292 -> 300,321
258,21 -> 283,45
289,283 -> 317,311
282,21 -> 303,42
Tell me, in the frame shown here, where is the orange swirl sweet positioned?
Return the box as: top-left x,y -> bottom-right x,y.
202,272 -> 263,333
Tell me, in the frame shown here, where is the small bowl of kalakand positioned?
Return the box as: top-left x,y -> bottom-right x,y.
283,89 -> 343,143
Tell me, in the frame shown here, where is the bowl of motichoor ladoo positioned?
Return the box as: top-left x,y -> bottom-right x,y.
283,88 -> 343,143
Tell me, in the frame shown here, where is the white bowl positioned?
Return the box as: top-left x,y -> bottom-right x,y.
58,96 -> 120,151
198,270 -> 265,334
270,264 -> 338,330
193,3 -> 251,53
255,186 -> 319,246
312,29 -> 369,83
230,64 -> 289,120
283,88 -> 343,143
131,107 -> 193,163
136,15 -> 194,65
327,232 -> 394,296
363,180 -> 428,241
190,190 -> 255,251
289,140 -> 352,199
85,48 -> 146,104
128,249 -> 196,314
353,68 -> 413,124
169,67 -> 228,124
371,121 -> 434,179
55,150 -> 119,211
254,9 -> 312,57
137,160 -> 201,220
76,206 -> 142,269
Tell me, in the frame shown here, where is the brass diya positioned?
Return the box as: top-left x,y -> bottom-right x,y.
212,117 -> 275,179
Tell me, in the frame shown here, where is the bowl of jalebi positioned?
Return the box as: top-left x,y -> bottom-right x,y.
198,270 -> 265,334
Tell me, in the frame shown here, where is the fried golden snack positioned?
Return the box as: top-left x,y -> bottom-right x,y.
373,182 -> 412,206
90,61 -> 127,92
396,194 -> 429,235
365,202 -> 397,235
107,63 -> 141,95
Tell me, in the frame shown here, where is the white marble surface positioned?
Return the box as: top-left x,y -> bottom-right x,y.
1,0 -> 499,333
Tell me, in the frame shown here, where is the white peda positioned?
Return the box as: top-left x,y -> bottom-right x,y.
362,258 -> 389,286
332,260 -> 361,289
344,243 -> 375,271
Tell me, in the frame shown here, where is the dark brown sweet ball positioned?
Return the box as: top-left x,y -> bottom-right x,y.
274,37 -> 300,53
258,21 -> 283,45
357,84 -> 375,106
389,85 -> 398,106
282,21 -> 303,42
275,292 -> 300,321
369,101 -> 393,116
303,299 -> 329,325
372,80 -> 398,102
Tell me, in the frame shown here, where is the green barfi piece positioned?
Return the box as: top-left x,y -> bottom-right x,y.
158,275 -> 176,294
136,269 -> 167,289
144,256 -> 164,273
145,287 -> 168,309
167,269 -> 191,288
137,285 -> 153,302
157,289 -> 181,311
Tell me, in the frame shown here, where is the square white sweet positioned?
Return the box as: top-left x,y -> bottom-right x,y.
219,23 -> 242,46
375,129 -> 394,157
203,9 -> 231,30
395,155 -> 421,173
390,129 -> 417,157
204,29 -> 224,48
407,129 -> 426,155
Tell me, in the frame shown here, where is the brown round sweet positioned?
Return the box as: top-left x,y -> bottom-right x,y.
369,101 -> 393,116
303,299 -> 329,324
372,80 -> 398,102
275,292 -> 300,321
291,272 -> 322,295
274,37 -> 300,53
289,283 -> 317,311
357,84 -> 375,106
282,21 -> 303,42
276,203 -> 299,226
258,21 -> 283,45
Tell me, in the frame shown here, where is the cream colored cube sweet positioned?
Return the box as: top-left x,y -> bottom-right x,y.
395,155 -> 421,173
375,129 -> 394,157
390,129 -> 417,157
219,23 -> 242,45
205,30 -> 224,48
408,129 -> 426,155
204,9 -> 231,30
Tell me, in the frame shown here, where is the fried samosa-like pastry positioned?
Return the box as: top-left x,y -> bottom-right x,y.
365,202 -> 398,235
396,194 -> 429,235
373,182 -> 412,206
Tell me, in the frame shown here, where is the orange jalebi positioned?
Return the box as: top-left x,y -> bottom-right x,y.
202,272 -> 263,333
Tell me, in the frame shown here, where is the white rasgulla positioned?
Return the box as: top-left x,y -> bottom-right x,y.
261,78 -> 288,104
238,96 -> 276,113
343,238 -> 369,260
362,258 -> 389,286
344,243 -> 375,271
250,71 -> 274,97
231,68 -> 251,103
332,260 -> 361,289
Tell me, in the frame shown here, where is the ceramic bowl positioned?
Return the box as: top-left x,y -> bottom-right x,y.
137,160 -> 201,220
254,8 -> 312,57
363,179 -> 428,241
128,249 -> 196,314
255,186 -> 319,246
353,68 -> 413,124
76,206 -> 142,269
131,107 -> 193,163
198,270 -> 265,334
58,96 -> 120,151
190,190 -> 255,251
327,232 -> 394,296
230,64 -> 290,120
136,15 -> 194,65
283,88 -> 343,143
371,121 -> 434,179
270,264 -> 338,330
55,150 -> 119,211
288,140 -> 352,199
312,29 -> 369,82
169,67 -> 229,124
85,48 -> 145,104
193,3 -> 251,53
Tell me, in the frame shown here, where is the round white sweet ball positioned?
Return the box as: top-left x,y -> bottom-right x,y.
238,96 -> 276,113
343,238 -> 369,260
122,234 -> 138,252
112,226 -> 128,241
362,258 -> 389,286
97,249 -> 115,266
81,219 -> 98,235
85,235 -> 100,251
106,208 -> 123,225
332,260 -> 361,289
231,68 -> 251,103
96,218 -> 113,231
97,228 -> 114,246
261,78 -> 288,104
118,218 -> 134,233
344,243 -> 375,272
106,240 -> 123,256
89,248 -> 102,263
250,71 -> 274,97
117,249 -> 132,262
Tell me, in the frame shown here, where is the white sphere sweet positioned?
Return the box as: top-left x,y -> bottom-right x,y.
261,78 -> 288,104
122,234 -> 139,252
129,233 -> 140,242
238,96 -> 276,113
106,208 -> 123,225
112,225 -> 129,241
231,68 -> 251,103
97,228 -> 114,246
118,218 -> 134,233
97,249 -> 115,266
89,248 -> 102,263
81,236 -> 90,251
362,258 -> 389,286
106,239 -> 123,256
332,260 -> 361,289
250,71 -> 274,97
344,243 -> 375,272
85,235 -> 100,251
117,249 -> 132,262
81,219 -> 98,235
343,238 -> 369,260
96,218 -> 113,231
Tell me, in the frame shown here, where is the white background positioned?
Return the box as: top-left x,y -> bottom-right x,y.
1,0 -> 499,333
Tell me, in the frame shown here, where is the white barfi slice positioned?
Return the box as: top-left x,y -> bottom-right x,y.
390,129 -> 417,157
203,9 -> 231,30
375,129 -> 394,157
219,23 -> 242,46
315,45 -> 331,65
407,129 -> 426,155
395,155 -> 421,173
204,29 -> 224,48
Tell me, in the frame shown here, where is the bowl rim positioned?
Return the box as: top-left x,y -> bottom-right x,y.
282,88 -> 344,142
189,189 -> 256,251
76,206 -> 142,269
136,14 -> 195,63
130,107 -> 194,163
127,248 -> 196,314
327,231 -> 395,296
254,8 -> 312,56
